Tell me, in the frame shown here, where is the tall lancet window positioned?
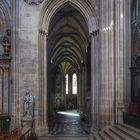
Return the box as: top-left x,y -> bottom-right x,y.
66,74 -> 68,94
72,73 -> 77,94
136,0 -> 140,17
133,0 -> 140,21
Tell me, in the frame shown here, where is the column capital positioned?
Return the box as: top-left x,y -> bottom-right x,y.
90,29 -> 99,37
39,29 -> 48,37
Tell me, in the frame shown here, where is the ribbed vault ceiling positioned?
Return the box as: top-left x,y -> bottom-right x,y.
48,5 -> 89,74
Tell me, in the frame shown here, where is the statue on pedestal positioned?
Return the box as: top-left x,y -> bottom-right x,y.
23,91 -> 34,120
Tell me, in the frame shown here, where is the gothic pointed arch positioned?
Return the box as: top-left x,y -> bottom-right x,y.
37,0 -> 98,131
39,0 -> 98,33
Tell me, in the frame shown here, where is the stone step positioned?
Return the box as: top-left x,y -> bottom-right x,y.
109,127 -> 134,140
108,127 -> 126,140
104,128 -> 123,140
114,125 -> 140,140
120,123 -> 140,135
99,131 -> 113,140
93,133 -> 103,140
91,124 -> 140,140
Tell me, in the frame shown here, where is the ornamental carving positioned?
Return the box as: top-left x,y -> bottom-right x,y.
3,32 -> 10,56
24,0 -> 44,5
90,29 -> 99,37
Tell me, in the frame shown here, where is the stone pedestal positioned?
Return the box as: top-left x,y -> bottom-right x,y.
35,125 -> 48,136
21,119 -> 34,134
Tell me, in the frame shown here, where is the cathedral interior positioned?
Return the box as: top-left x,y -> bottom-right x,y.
0,0 -> 140,140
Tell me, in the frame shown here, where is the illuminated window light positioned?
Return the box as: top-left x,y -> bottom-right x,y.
66,74 -> 68,94
72,73 -> 77,94
57,111 -> 80,117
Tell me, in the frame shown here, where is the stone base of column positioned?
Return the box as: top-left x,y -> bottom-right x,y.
35,125 -> 48,136
89,129 -> 99,140
21,119 -> 34,134
89,125 -> 100,140
116,103 -> 129,124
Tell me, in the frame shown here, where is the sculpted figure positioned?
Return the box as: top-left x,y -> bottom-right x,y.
23,91 -> 34,119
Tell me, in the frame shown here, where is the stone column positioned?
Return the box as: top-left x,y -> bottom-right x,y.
81,67 -> 86,113
77,70 -> 85,113
95,0 -> 115,129
92,0 -> 131,130
79,71 -> 83,112
11,0 -> 20,128
3,67 -> 9,114
37,30 -> 48,135
0,68 -> 3,113
90,30 -> 100,134
62,75 -> 66,109
90,0 -> 117,134
77,72 -> 80,112
114,0 -> 131,123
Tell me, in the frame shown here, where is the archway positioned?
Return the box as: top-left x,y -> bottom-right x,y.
47,4 -> 91,134
38,0 -> 97,135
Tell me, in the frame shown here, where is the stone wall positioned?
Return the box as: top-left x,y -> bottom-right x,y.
12,0 -> 41,129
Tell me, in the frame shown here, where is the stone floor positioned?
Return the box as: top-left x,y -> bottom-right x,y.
38,111 -> 140,140
38,110 -> 90,140
39,136 -> 89,140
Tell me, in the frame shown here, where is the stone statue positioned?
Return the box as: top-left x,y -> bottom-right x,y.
24,0 -> 44,5
23,91 -> 34,120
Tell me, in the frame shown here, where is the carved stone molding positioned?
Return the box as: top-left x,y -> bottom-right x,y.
39,29 -> 48,36
2,32 -> 10,56
24,0 -> 44,6
90,29 -> 99,37
0,56 -> 10,68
